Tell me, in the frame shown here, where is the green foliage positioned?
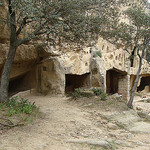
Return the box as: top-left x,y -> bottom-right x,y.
92,88 -> 102,95
0,102 -> 6,110
100,3 -> 150,53
0,0 -> 3,6
110,141 -> 119,150
100,92 -> 107,101
92,88 -> 107,100
7,96 -> 36,116
71,88 -> 82,99
96,51 -> 102,58
4,0 -> 122,47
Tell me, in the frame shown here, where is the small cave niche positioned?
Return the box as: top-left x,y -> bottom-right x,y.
65,73 -> 90,93
106,69 -> 126,94
8,74 -> 28,96
8,69 -> 37,97
137,76 -> 150,92
106,70 -> 119,94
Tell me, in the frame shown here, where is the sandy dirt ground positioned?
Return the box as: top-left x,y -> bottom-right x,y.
0,91 -> 150,150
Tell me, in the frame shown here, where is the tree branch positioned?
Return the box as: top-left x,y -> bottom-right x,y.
17,22 -> 48,46
0,118 -> 25,128
16,17 -> 28,36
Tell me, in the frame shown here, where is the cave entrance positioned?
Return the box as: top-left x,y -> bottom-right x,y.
137,76 -> 150,92
8,69 -> 37,97
106,70 -> 120,94
65,73 -> 90,93
106,69 -> 127,95
8,74 -> 28,96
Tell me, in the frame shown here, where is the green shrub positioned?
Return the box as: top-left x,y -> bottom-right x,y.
92,88 -> 102,96
7,96 -> 36,116
71,88 -> 82,99
100,92 -> 107,101
96,51 -> 102,58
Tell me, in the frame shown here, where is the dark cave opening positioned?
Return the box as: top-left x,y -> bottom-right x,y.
106,69 -> 126,95
137,76 -> 150,92
8,69 -> 37,97
106,70 -> 120,94
65,73 -> 90,93
8,74 -> 30,97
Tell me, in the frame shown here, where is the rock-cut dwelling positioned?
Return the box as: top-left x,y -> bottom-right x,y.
0,3 -> 150,100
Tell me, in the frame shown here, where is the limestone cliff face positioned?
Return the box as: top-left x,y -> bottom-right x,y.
58,47 -> 91,75
1,1 -> 150,97
37,58 -> 65,95
0,1 -> 9,42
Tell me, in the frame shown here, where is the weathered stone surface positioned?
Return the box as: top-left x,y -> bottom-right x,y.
91,57 -> 105,89
0,2 -> 9,42
129,122 -> 150,133
103,110 -> 150,134
67,139 -> 110,149
59,47 -> 91,75
37,58 -> 65,95
109,110 -> 141,127
107,122 -> 118,130
0,44 -> 38,65
0,44 -> 38,80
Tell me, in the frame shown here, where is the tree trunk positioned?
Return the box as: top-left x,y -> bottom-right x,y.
127,49 -> 144,108
0,0 -> 17,102
0,45 -> 17,102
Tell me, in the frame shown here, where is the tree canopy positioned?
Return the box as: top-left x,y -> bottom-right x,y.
100,1 -> 150,53
100,1 -> 150,108
0,0 -> 122,102
0,0 -> 123,47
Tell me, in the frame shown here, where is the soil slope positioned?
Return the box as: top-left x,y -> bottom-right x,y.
0,91 -> 150,150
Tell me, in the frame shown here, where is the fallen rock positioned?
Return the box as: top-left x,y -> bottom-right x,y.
111,93 -> 122,100
107,123 -> 118,130
109,133 -> 117,138
136,106 -> 142,111
101,120 -> 108,124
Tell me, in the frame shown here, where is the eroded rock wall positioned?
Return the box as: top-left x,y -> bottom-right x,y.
0,1 -> 149,98
37,58 -> 65,95
0,1 -> 9,42
58,47 -> 91,75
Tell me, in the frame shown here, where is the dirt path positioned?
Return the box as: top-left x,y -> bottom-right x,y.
0,92 -> 150,150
